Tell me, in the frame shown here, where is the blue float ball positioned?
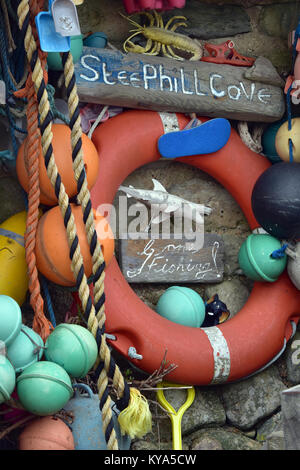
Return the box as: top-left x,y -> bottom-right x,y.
156,286 -> 206,328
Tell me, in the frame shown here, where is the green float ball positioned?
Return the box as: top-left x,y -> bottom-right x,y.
0,295 -> 22,347
6,325 -> 44,374
16,361 -> 73,415
156,286 -> 206,328
238,234 -> 287,282
47,35 -> 83,71
44,323 -> 98,378
0,355 -> 16,404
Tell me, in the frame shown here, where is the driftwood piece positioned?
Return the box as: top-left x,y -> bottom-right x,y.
119,233 -> 224,283
75,47 -> 285,122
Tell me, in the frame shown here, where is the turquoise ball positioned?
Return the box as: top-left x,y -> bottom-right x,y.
156,286 -> 206,328
238,234 -> 287,282
0,295 -> 22,347
16,361 -> 73,415
0,355 -> 16,404
45,323 -> 98,378
262,119 -> 286,164
6,325 -> 44,374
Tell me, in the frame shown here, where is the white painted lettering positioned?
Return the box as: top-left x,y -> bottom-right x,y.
174,77 -> 178,93
194,70 -> 206,96
117,70 -> 129,86
257,88 -> 271,104
79,54 -> 100,81
102,62 -> 116,85
159,65 -> 173,91
143,64 -> 157,89
239,82 -> 255,101
129,72 -> 141,87
180,68 -> 193,94
228,84 -> 241,100
210,73 -> 225,98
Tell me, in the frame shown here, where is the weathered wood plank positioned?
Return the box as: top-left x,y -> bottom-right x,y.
75,47 -> 285,122
119,233 -> 224,283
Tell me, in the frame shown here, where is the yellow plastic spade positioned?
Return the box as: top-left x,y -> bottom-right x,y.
156,382 -> 195,450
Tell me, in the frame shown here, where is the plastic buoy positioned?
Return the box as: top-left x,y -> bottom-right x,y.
35,204 -> 114,286
251,162 -> 300,240
275,118 -> 300,162
6,325 -> 44,374
0,355 -> 16,404
17,361 -> 73,415
16,124 -> 99,206
0,212 -> 28,305
156,286 -> 206,328
19,416 -> 75,450
238,234 -> 287,282
45,324 -> 97,378
0,295 -> 22,347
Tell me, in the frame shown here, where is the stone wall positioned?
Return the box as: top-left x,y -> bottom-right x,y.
77,0 -> 299,73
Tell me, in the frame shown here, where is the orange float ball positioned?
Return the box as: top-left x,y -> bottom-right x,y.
16,123 -> 99,206
19,416 -> 75,450
35,204 -> 114,286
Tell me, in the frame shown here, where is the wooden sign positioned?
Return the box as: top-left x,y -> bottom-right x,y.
118,233 -> 224,283
75,47 -> 285,122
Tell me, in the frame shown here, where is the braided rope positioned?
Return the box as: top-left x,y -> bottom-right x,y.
17,0 -> 121,449
18,0 -> 152,447
14,0 -> 53,342
61,50 -> 138,449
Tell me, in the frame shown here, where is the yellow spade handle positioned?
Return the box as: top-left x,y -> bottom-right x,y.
157,382 -> 195,450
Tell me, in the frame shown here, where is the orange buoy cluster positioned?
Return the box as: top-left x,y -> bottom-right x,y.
16,123 -> 114,287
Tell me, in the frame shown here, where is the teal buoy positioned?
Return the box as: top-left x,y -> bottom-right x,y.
83,32 -> 107,48
6,325 -> 44,374
45,323 -> 98,378
238,234 -> 287,282
0,295 -> 22,347
47,35 -> 83,71
16,361 -> 73,415
0,355 -> 16,404
156,286 -> 206,327
262,119 -> 286,164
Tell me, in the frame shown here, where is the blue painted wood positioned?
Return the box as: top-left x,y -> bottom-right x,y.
158,118 -> 231,158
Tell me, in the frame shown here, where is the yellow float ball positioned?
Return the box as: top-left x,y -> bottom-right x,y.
0,212 -> 28,305
275,118 -> 300,162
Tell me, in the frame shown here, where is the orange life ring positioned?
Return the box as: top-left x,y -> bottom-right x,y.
91,110 -> 300,386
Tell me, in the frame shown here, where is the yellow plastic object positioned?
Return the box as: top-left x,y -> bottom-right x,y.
72,0 -> 84,4
0,211 -> 28,305
156,382 -> 195,450
275,118 -> 300,162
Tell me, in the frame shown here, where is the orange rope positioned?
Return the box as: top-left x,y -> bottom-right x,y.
14,0 -> 53,341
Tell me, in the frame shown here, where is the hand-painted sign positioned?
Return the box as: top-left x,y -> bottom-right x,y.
75,47 -> 285,122
119,233 -> 224,283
